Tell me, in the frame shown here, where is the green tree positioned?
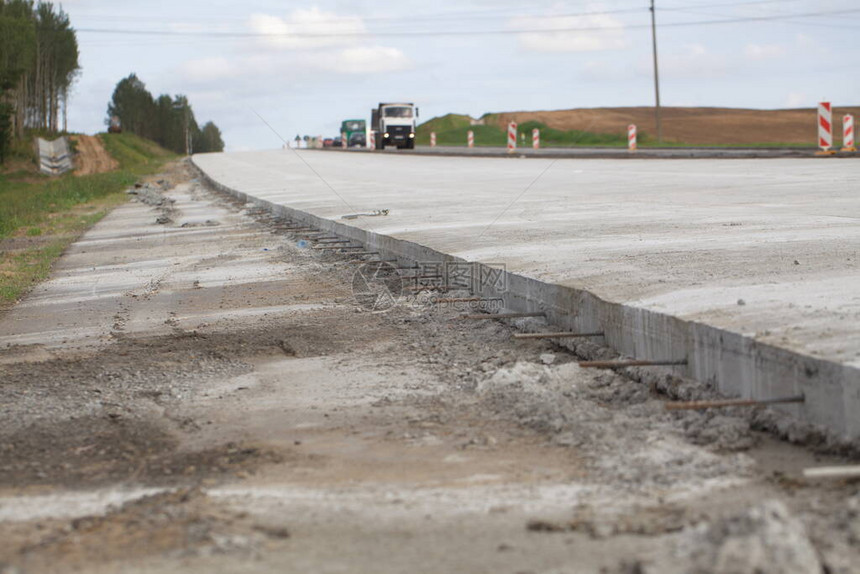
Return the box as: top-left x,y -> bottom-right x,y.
105,75 -> 225,155
0,0 -> 80,162
195,121 -> 224,153
106,73 -> 155,138
0,0 -> 36,146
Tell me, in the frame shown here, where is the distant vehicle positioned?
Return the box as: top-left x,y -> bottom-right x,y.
341,119 -> 367,148
371,103 -> 417,150
107,115 -> 122,134
322,138 -> 334,148
348,131 -> 366,148
332,137 -> 343,148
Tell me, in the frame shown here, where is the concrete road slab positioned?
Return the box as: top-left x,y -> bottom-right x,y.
194,150 -> 860,364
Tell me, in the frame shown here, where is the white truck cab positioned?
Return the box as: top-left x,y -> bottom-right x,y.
371,103 -> 418,150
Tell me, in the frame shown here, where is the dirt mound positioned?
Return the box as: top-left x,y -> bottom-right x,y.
487,106 -> 860,145
72,134 -> 118,175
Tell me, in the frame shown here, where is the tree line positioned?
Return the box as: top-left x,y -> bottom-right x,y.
107,74 -> 224,155
0,0 -> 79,162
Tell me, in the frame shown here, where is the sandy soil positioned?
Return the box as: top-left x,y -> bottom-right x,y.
487,106 -> 860,145
71,135 -> 118,176
0,161 -> 858,573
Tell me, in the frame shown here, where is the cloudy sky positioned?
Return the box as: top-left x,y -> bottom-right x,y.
65,0 -> 859,150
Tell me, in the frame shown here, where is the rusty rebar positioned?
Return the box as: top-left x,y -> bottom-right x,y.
513,331 -> 604,340
579,359 -> 687,369
665,394 -> 804,411
405,285 -> 454,292
459,312 -> 545,320
314,245 -> 364,250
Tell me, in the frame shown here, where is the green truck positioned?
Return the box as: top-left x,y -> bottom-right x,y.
340,119 -> 367,148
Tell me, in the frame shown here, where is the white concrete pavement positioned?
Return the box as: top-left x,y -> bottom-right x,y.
194,150 -> 860,365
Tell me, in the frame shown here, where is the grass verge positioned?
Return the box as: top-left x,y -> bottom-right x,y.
0,132 -> 175,308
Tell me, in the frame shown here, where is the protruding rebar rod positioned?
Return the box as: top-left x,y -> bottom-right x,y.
459,312 -> 545,320
405,285 -> 454,292
803,465 -> 860,479
513,332 -> 604,340
579,359 -> 687,369
665,394 -> 804,411
314,245 -> 364,250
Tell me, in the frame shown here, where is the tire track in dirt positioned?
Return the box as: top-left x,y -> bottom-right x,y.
72,134 -> 119,176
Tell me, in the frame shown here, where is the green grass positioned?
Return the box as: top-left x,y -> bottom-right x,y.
416,117 -> 632,147
0,132 -> 175,306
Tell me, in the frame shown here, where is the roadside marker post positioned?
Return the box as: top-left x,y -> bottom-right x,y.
341,131 -> 347,149
467,130 -> 474,148
532,128 -> 540,150
430,132 -> 436,148
628,124 -> 637,151
507,122 -> 517,153
817,102 -> 834,155
369,131 -> 375,150
843,114 -> 856,152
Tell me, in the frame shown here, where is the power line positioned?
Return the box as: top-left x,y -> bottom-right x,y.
74,7 -> 860,39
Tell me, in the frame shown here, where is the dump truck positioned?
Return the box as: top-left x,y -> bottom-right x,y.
371,103 -> 418,150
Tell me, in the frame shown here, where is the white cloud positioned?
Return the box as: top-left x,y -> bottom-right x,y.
652,44 -> 727,79
248,8 -> 366,50
180,57 -> 242,83
744,43 -> 786,60
511,11 -> 628,53
316,46 -> 411,74
784,92 -> 810,108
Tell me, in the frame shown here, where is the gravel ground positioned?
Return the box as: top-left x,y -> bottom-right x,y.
0,160 -> 857,574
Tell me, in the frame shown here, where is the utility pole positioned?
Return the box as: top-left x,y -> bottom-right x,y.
185,105 -> 191,156
650,0 -> 663,143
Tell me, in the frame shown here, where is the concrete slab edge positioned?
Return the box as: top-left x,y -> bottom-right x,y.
192,159 -> 860,451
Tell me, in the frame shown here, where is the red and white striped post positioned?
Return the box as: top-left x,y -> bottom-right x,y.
532,128 -> 540,150
507,122 -> 517,153
628,124 -> 637,151
430,132 -> 436,147
467,130 -> 474,148
818,102 -> 832,152
341,131 -> 347,149
842,114 -> 856,152
369,131 -> 376,150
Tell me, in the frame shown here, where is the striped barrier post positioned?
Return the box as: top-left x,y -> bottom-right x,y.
532,128 -> 540,150
369,131 -> 375,150
628,124 -> 637,151
341,131 -> 347,149
843,114 -> 856,152
467,130 -> 474,148
818,102 -> 832,152
430,132 -> 436,147
507,122 -> 517,153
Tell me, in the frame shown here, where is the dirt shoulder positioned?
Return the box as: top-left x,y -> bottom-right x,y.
0,161 -> 857,573
71,134 -> 119,176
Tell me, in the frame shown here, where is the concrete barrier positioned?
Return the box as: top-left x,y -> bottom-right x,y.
37,137 -> 73,176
